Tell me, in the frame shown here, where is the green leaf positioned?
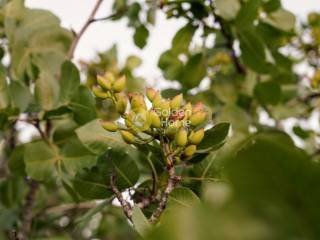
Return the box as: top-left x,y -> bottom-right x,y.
0,64 -> 9,109
238,29 -> 269,73
236,0 -> 262,29
4,2 -> 72,79
35,71 -> 59,111
0,177 -> 24,208
69,85 -> 96,125
254,81 -> 282,105
198,123 -> 230,150
167,187 -> 200,209
8,145 -> 26,177
215,0 -> 241,20
74,149 -> 139,199
73,166 -> 111,200
132,206 -> 151,236
158,50 -> 183,80
9,81 -> 32,112
134,25 -> 149,49
76,119 -> 133,155
25,139 -> 97,181
180,53 -> 206,89
60,137 -> 98,174
59,60 -> 80,103
264,8 -> 296,32
172,23 -> 196,54
24,141 -> 58,181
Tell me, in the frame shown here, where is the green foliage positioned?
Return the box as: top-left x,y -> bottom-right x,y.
0,0 -> 319,239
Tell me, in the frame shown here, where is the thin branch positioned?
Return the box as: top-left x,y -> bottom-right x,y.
110,171 -> 133,222
19,179 -> 39,240
67,0 -> 104,59
209,0 -> 246,74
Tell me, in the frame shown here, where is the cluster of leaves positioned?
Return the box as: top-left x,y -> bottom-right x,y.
0,0 -> 320,239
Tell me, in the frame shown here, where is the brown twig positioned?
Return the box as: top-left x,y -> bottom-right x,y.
67,0 -> 104,59
19,179 -> 39,240
209,0 -> 246,74
110,171 -> 133,221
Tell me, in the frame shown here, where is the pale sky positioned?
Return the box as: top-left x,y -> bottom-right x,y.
24,0 -> 320,83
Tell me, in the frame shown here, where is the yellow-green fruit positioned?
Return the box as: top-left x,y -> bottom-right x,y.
104,72 -> 115,84
101,121 -> 118,132
115,93 -> 128,114
192,102 -> 204,113
130,93 -> 147,111
165,121 -> 181,139
92,86 -> 108,99
190,111 -> 207,126
113,75 -> 126,92
126,109 -> 152,132
188,128 -> 204,145
146,87 -> 157,101
120,130 -> 135,144
183,102 -> 193,120
150,110 -> 161,128
311,70 -> 320,88
312,27 -> 320,44
308,12 -> 320,26
97,75 -> 112,90
152,92 -> 162,109
159,100 -> 171,118
175,128 -> 188,147
183,145 -> 197,157
170,94 -> 183,109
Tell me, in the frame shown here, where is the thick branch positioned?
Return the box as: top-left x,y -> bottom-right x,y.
67,0 -> 104,59
110,172 -> 133,221
149,166 -> 180,224
19,179 -> 39,240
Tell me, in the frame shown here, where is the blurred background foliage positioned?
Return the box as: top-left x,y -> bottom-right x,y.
0,0 -> 320,239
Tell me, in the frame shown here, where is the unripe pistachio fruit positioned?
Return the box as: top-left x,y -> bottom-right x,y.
190,111 -> 207,126
146,87 -> 158,102
115,93 -> 128,115
175,128 -> 188,147
165,121 -> 182,139
101,120 -> 118,132
159,100 -> 171,118
104,72 -> 115,84
150,110 -> 161,128
183,145 -> 197,157
126,109 -> 152,132
152,92 -> 162,109
120,130 -> 135,144
188,128 -> 204,145
92,86 -> 108,99
192,102 -> 204,114
311,70 -> 320,88
97,75 -> 112,90
170,94 -> 183,109
183,102 -> 192,119
113,75 -> 126,92
129,93 -> 147,111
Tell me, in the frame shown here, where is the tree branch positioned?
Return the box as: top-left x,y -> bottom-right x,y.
149,165 -> 180,224
19,179 -> 39,240
209,0 -> 246,74
67,0 -> 104,59
110,171 -> 133,222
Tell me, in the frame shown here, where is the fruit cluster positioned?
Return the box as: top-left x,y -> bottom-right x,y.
92,72 -> 208,162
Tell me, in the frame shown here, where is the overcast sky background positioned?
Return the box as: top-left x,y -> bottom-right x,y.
24,0 -> 320,83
